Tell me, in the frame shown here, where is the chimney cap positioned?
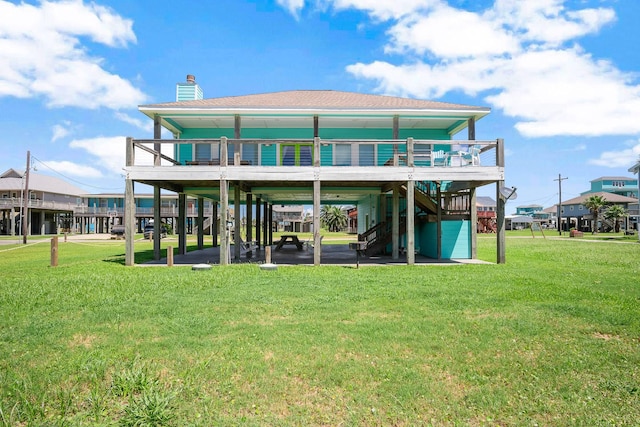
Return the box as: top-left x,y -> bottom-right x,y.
186,74 -> 196,83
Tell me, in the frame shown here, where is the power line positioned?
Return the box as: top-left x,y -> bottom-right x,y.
30,155 -> 124,191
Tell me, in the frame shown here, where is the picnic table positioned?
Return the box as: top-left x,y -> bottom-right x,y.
274,234 -> 304,251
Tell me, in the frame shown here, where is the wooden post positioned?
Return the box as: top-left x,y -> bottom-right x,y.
265,246 -> 272,264
246,192 -> 253,258
313,180 -> 321,266
220,182 -> 229,265
234,184 -> 241,260
178,193 -> 186,255
470,187 -> 477,259
255,196 -> 261,250
167,246 -> 174,267
50,236 -> 58,267
313,137 -> 321,266
437,184 -> 442,260
392,186 -> 399,260
197,197 -> 204,250
406,180 -> 415,265
125,137 -> 135,266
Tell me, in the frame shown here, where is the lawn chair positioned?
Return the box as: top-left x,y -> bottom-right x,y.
432,149 -> 447,166
462,145 -> 481,166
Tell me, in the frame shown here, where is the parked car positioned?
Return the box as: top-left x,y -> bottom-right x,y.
143,223 -> 167,239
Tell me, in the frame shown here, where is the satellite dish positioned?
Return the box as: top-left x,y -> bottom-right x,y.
499,186 -> 518,200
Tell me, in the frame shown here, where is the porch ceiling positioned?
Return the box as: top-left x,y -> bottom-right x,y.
156,115 -> 470,134
136,179 -> 392,204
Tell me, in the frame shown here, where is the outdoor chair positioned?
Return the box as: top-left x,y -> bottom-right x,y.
432,149 -> 447,166
462,145 -> 481,166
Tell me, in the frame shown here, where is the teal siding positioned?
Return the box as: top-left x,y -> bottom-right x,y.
419,220 -> 470,259
173,126 -> 453,166
320,145 -> 332,166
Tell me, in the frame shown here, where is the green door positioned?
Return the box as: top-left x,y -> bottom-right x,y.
281,144 -> 313,166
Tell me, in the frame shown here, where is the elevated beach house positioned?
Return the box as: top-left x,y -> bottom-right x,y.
123,76 -> 506,265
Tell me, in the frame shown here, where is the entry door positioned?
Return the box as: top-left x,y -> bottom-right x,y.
281,144 -> 313,166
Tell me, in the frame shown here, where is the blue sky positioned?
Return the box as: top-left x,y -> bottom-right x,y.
1,0 -> 639,212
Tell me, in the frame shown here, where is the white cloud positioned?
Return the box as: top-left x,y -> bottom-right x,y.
386,5 -> 519,58
329,0 -> 437,21
40,160 -> 103,178
51,121 -> 72,142
69,136 -> 173,175
276,0 -> 305,18
0,0 -> 147,109
69,136 -> 128,175
114,112 -> 153,132
341,1 -> 636,138
588,142 -> 640,168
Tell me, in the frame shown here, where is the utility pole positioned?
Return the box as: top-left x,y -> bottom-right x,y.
554,174 -> 568,235
22,150 -> 31,244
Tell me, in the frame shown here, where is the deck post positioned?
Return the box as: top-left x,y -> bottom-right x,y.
263,201 -> 268,247
153,115 -> 162,261
178,193 -> 186,255
125,137 -> 135,266
496,138 -> 506,264
268,204 -> 273,245
406,138 -> 415,265
197,197 -> 204,250
234,184 -> 241,261
212,203 -> 218,247
220,181 -> 229,265
246,192 -> 253,258
470,187 -> 477,259
255,196 -> 261,250
220,137 -> 229,265
392,186 -> 399,260
436,184 -> 442,260
313,136 -> 321,266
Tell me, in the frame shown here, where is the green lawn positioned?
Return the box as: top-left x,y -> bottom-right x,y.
0,235 -> 638,426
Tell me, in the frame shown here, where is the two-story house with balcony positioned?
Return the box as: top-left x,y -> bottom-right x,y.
581,176 -> 638,199
123,76 -> 506,265
0,168 -> 83,236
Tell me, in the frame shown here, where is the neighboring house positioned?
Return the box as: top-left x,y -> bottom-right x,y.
0,168 -> 84,236
515,204 -> 543,216
273,205 -> 304,232
123,75 -> 505,265
581,176 -> 638,199
77,193 -> 217,235
559,192 -> 637,232
0,169 -> 220,236
476,196 -> 496,233
505,215 -> 533,230
515,204 -> 551,224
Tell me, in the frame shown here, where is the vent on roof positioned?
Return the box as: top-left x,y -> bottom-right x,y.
176,74 -> 203,101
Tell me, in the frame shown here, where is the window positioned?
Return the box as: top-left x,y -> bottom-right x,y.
335,144 -> 351,166
359,144 -> 375,166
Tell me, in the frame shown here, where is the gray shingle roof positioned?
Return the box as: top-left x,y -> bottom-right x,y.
0,169 -> 86,196
141,90 -> 489,112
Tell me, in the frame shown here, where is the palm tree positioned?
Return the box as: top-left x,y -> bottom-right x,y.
583,195 -> 607,234
603,204 -> 626,233
320,205 -> 348,232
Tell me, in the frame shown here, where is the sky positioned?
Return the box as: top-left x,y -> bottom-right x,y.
1,0 -> 640,213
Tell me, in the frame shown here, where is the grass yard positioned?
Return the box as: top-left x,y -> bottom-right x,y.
0,235 -> 638,426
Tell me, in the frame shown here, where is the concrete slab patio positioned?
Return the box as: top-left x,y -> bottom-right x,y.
142,243 -> 489,267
